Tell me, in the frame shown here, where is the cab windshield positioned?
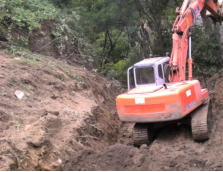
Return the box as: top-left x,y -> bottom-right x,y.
135,67 -> 155,85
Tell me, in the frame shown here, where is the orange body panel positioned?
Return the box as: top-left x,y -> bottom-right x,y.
116,80 -> 209,123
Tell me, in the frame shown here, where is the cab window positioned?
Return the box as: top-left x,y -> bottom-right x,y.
135,67 -> 155,85
158,64 -> 163,79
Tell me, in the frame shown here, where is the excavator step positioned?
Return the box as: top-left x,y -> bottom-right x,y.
191,100 -> 212,141
133,123 -> 153,146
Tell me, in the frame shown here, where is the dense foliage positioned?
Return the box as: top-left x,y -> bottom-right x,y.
0,0 -> 57,28
0,0 -> 222,84
0,0 -> 58,45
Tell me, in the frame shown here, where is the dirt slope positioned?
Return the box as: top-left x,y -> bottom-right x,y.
1,51 -> 223,170
0,52 -> 121,170
64,71 -> 223,171
65,75 -> 223,171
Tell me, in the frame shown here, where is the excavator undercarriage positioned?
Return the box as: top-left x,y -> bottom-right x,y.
132,100 -> 212,146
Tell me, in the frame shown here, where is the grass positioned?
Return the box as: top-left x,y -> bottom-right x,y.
13,58 -> 41,68
1,91 -> 7,97
56,64 -> 87,90
57,65 -> 83,81
8,47 -> 87,92
6,46 -> 43,69
12,54 -> 43,70
25,85 -> 36,97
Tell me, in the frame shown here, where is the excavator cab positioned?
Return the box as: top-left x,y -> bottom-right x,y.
116,56 -> 210,146
127,57 -> 169,90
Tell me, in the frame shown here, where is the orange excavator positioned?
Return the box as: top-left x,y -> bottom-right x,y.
116,0 -> 223,146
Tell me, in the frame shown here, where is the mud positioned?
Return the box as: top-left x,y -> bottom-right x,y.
1,51 -> 223,170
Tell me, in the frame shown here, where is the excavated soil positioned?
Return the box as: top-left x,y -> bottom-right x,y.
0,52 -> 121,170
64,71 -> 223,171
1,51 -> 223,170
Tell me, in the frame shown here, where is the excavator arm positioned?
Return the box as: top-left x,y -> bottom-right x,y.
169,0 -> 223,82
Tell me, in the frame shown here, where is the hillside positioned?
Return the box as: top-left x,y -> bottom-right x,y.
2,0 -> 223,170
1,51 -> 223,170
0,51 -> 121,170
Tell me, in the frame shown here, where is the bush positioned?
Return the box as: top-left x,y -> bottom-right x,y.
191,25 -> 223,77
0,0 -> 58,48
0,0 -> 58,30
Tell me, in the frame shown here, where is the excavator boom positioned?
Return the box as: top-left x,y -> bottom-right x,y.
170,0 -> 223,82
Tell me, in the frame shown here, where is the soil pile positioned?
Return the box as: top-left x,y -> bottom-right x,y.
0,52 -> 121,170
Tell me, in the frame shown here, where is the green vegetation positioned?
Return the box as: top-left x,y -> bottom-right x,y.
192,25 -> 222,77
0,0 -> 57,29
0,0 -> 222,85
0,0 -> 58,47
